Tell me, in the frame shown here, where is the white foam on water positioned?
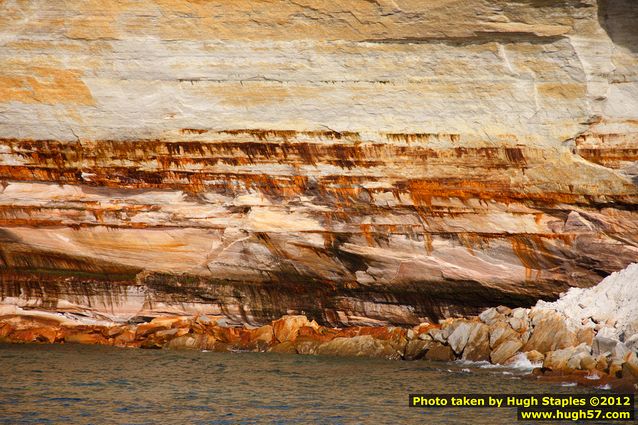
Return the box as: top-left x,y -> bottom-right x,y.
506,352 -> 542,370
595,384 -> 612,390
455,359 -> 499,369
585,372 -> 601,380
561,382 -> 577,387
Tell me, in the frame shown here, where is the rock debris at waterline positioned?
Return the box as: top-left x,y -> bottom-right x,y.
2,263 -> 637,391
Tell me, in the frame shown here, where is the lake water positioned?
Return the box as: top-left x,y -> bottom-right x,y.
0,343 -> 628,424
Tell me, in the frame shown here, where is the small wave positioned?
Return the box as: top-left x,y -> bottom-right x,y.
585,373 -> 601,380
455,359 -> 499,369
595,384 -> 611,390
461,368 -> 471,373
561,382 -> 577,387
506,353 -> 542,370
454,355 -> 540,371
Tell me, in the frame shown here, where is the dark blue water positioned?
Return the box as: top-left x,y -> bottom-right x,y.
0,343 -> 625,424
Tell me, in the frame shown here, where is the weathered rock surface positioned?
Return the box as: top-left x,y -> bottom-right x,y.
315,335 -> 402,360
0,1 -> 637,326
461,323 -> 491,362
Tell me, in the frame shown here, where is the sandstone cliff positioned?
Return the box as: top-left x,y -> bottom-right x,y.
0,0 -> 637,326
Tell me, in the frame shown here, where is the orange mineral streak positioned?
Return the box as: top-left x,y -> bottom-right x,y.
405,178 -> 582,207
359,223 -> 376,247
575,133 -> 638,168
509,235 -> 564,280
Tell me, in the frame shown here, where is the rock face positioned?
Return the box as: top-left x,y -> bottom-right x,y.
0,1 -> 637,326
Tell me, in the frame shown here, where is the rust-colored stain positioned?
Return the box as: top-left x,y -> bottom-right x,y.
359,223 -> 375,247
384,133 -> 460,143
0,135 -> 636,212
575,133 -> 638,168
404,178 -> 586,208
180,128 -> 208,135
509,235 -> 562,280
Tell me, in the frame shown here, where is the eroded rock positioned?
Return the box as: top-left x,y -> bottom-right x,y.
425,343 -> 455,362
316,336 -> 401,360
461,323 -> 491,362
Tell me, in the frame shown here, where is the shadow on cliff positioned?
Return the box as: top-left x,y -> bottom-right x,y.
598,0 -> 638,53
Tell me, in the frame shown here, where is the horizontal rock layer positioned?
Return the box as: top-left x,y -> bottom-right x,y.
0,0 -> 637,325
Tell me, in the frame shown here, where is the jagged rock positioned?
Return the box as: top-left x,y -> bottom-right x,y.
566,345 -> 593,370
316,336 -> 401,360
404,339 -> 433,361
580,354 -> 597,371
447,322 -> 473,355
593,335 -> 619,356
612,343 -> 630,362
622,352 -> 638,380
543,343 -> 596,371
523,312 -> 577,353
11,327 -> 59,344
418,333 -> 433,342
136,322 -> 171,338
294,337 -> 322,355
424,343 -> 455,362
195,315 -> 213,326
155,328 -> 180,339
268,341 -> 297,354
496,306 -> 512,316
491,339 -> 523,364
525,350 -> 544,363
272,316 -> 317,343
625,334 -> 638,353
489,321 -> 518,349
103,326 -> 124,338
577,328 -> 595,346
427,328 -> 448,344
0,323 -> 13,338
113,329 -> 136,346
508,317 -> 528,333
149,316 -> 185,328
64,332 -> 107,345
479,308 -> 503,326
461,323 -> 490,362
165,334 -> 208,350
544,347 -> 575,371
252,325 -> 274,344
